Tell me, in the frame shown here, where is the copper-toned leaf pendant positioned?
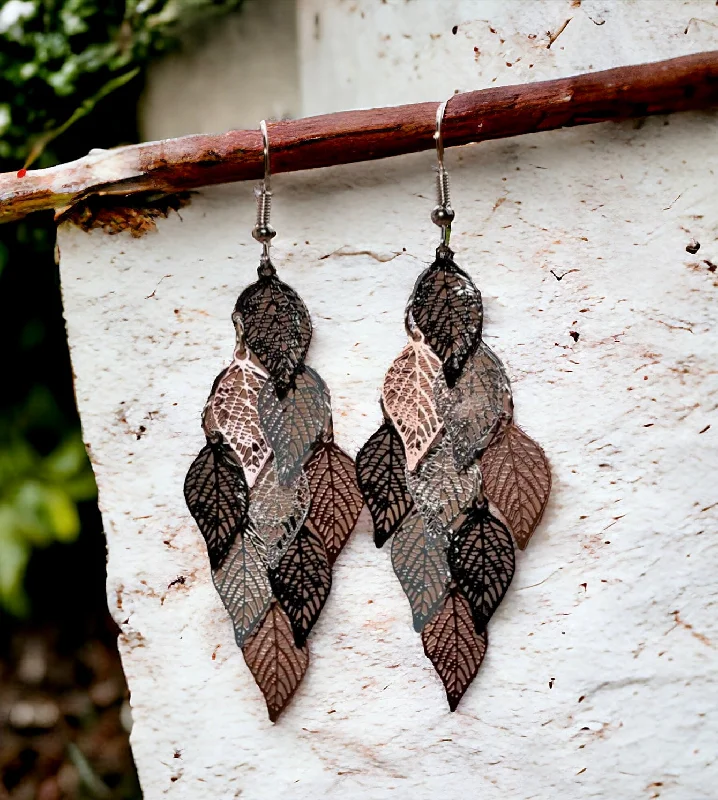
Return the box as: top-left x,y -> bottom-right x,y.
235,271 -> 312,396
304,441 -> 364,565
382,337 -> 443,472
448,502 -> 515,634
202,351 -> 271,488
410,253 -> 483,388
257,367 -> 331,485
422,585 -> 488,711
212,527 -> 272,648
391,508 -> 451,632
249,460 -> 310,569
269,525 -> 332,647
355,421 -> 413,548
242,600 -> 309,722
481,423 -> 551,550
406,436 -> 483,540
183,436 -> 249,570
434,343 -> 513,470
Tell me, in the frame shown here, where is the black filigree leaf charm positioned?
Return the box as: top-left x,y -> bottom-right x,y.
448,502 -> 515,634
481,423 -> 552,550
242,600 -> 309,722
269,525 -> 332,647
212,525 -> 272,648
406,436 -> 483,540
249,460 -> 310,569
422,585 -> 488,711
235,272 -> 312,396
184,436 -> 249,570
434,342 -> 513,470
202,353 -> 271,488
257,366 -> 331,485
355,421 -> 414,548
410,254 -> 483,387
304,441 -> 364,565
391,508 -> 451,632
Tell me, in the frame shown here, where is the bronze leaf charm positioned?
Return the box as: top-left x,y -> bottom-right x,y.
242,601 -> 309,722
382,337 -> 443,472
183,436 -> 249,570
391,508 -> 451,632
304,441 -> 364,565
355,421 -> 414,548
481,423 -> 552,550
410,253 -> 483,388
448,502 -> 515,634
235,272 -> 312,396
422,585 -> 488,711
268,525 -> 332,648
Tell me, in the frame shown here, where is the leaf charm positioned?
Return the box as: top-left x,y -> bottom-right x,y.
304,442 -> 364,565
257,367 -> 331,485
481,423 -> 551,550
184,436 -> 249,570
410,253 -> 483,387
391,509 -> 451,632
422,585 -> 488,711
434,343 -> 513,470
269,525 -> 332,647
212,527 -> 272,648
382,338 -> 443,472
242,601 -> 309,722
355,421 -> 414,548
249,460 -> 311,569
203,352 -> 271,488
406,436 -> 483,540
448,503 -> 515,634
235,272 -> 312,396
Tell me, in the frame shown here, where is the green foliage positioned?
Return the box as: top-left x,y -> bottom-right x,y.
0,0 -> 244,616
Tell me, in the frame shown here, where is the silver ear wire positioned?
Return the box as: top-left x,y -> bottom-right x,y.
431,98 -> 455,253
252,119 -> 276,265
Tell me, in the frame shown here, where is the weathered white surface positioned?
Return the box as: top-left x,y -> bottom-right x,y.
59,1 -> 718,798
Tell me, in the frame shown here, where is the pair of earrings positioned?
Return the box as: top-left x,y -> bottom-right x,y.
184,103 -> 552,721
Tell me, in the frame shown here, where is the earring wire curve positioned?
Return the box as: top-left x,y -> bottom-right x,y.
252,119 -> 276,265
431,98 -> 455,254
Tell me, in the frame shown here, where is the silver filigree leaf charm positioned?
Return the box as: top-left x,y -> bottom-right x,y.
434,342 -> 513,470
257,366 -> 331,485
248,460 -> 311,569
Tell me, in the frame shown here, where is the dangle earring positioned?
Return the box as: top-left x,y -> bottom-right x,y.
356,100 -> 551,711
184,121 -> 363,722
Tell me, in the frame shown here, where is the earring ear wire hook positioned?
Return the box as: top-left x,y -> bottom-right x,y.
252,119 -> 276,265
431,98 -> 455,254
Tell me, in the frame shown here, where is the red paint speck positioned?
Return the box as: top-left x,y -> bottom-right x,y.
17,169 -> 27,178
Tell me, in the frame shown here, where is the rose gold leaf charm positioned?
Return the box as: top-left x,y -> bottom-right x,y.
480,423 -> 551,550
304,442 -> 364,565
203,351 -> 271,488
382,337 -> 443,472
422,585 -> 488,711
242,600 -> 309,722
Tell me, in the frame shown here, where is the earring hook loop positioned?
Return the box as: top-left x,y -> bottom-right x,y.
431,97 -> 455,254
252,119 -> 276,267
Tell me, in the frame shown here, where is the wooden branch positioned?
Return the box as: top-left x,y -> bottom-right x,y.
2,51 -> 718,224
